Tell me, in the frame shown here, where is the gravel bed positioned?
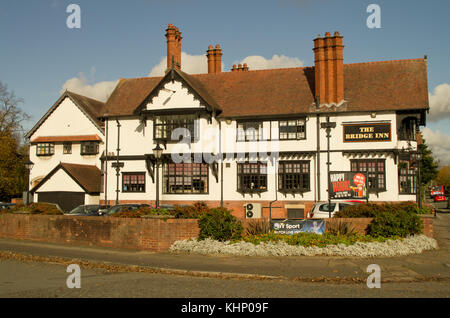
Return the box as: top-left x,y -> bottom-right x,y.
169,235 -> 438,257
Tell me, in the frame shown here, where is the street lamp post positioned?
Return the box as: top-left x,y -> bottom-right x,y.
152,144 -> 163,208
24,160 -> 34,205
416,149 -> 423,209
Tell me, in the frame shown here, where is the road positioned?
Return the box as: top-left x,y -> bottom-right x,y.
0,208 -> 449,299
0,259 -> 449,298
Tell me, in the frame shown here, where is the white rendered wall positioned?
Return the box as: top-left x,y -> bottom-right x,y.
29,97 -> 104,187
36,169 -> 84,193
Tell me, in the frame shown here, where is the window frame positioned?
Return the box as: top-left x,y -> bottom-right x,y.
63,142 -> 72,154
80,141 -> 99,155
236,121 -> 264,142
278,160 -> 310,193
398,153 -> 417,195
36,143 -> 54,156
122,172 -> 146,193
237,162 -> 268,193
350,159 -> 386,192
162,162 -> 209,194
153,115 -> 196,143
278,119 -> 306,140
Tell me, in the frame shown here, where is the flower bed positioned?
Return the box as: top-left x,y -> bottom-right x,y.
169,234 -> 438,257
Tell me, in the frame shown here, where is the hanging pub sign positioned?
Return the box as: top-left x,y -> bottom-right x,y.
343,123 -> 391,142
329,171 -> 368,199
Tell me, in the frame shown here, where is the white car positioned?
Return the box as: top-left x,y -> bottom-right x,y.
308,200 -> 364,218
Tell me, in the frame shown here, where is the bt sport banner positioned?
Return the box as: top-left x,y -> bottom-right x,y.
271,219 -> 325,235
329,171 -> 368,200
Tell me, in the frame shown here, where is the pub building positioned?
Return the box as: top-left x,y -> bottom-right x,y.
26,25 -> 429,218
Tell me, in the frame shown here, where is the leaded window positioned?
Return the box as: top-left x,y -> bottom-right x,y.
279,119 -> 306,140
351,159 -> 386,192
278,161 -> 310,193
80,142 -> 99,155
36,143 -> 54,156
237,121 -> 263,141
154,115 -> 195,142
122,172 -> 145,193
163,163 -> 208,194
237,162 -> 268,192
398,153 -> 417,194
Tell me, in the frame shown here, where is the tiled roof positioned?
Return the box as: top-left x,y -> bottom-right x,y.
31,163 -> 101,194
30,135 -> 102,143
60,163 -> 101,194
103,58 -> 429,117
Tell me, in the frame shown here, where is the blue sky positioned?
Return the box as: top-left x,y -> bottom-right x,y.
1,0 -> 450,163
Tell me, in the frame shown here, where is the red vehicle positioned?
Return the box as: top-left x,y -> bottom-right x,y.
434,195 -> 446,202
430,185 -> 444,197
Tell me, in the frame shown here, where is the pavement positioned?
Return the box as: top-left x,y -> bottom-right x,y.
0,213 -> 449,284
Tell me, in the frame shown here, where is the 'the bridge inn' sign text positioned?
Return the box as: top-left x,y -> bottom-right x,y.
343,123 -> 391,142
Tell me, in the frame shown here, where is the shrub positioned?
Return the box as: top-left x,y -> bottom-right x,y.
326,219 -> 358,236
244,219 -> 271,236
198,207 -> 243,241
368,209 -> 423,238
173,201 -> 210,219
8,203 -> 64,215
333,202 -> 424,238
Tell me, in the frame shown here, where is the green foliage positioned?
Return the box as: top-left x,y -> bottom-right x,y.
7,203 -> 63,215
240,232 -> 392,248
198,207 -> 243,241
334,201 -> 429,218
110,207 -> 172,218
244,219 -> 271,236
173,201 -> 210,219
333,201 -> 424,238
0,82 -> 29,201
368,209 -> 423,238
326,219 -> 358,236
418,135 -> 439,186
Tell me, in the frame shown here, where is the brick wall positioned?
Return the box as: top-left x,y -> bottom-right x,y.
0,213 -> 433,253
0,214 -> 199,252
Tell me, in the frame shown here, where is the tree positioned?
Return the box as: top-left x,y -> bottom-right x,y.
418,133 -> 439,187
0,82 -> 30,201
436,166 -> 450,193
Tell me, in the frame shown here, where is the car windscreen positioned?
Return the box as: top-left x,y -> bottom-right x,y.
319,203 -> 336,212
68,206 -> 85,214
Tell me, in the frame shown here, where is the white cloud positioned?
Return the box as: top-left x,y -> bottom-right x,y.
428,83 -> 450,122
148,52 -> 304,76
235,54 -> 304,70
149,52 -> 208,77
60,72 -> 118,102
422,127 -> 450,166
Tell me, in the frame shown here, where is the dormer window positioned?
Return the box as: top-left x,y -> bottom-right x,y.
154,115 -> 195,142
81,141 -> 99,155
36,143 -> 54,156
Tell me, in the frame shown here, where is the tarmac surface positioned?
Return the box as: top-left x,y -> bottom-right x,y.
0,213 -> 449,286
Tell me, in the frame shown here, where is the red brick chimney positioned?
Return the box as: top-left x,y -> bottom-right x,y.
313,32 -> 344,105
206,44 -> 222,73
166,24 -> 182,70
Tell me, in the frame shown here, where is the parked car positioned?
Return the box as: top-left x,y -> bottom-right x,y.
0,202 -> 16,210
105,204 -> 149,215
65,204 -> 111,216
308,200 -> 365,218
434,195 -> 447,202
